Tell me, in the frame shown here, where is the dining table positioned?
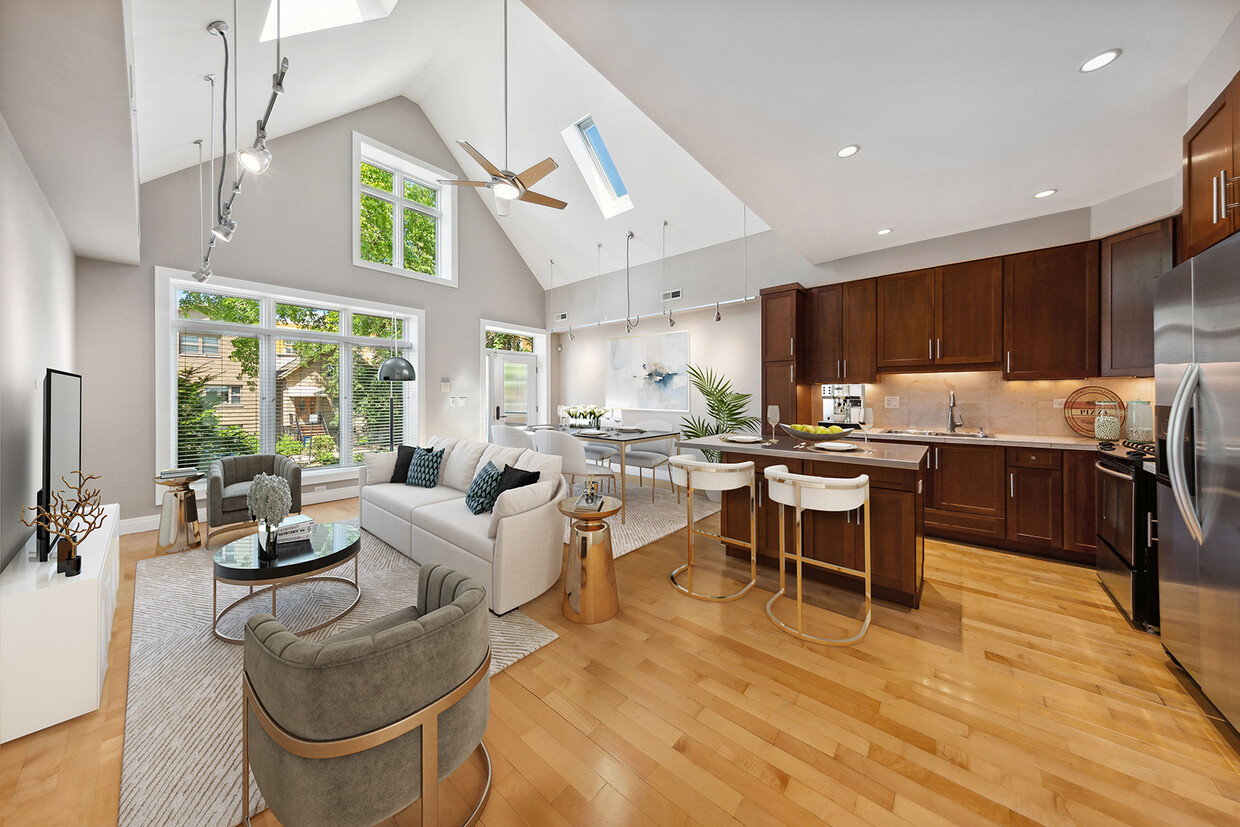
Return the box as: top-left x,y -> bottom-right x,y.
528,424 -> 681,523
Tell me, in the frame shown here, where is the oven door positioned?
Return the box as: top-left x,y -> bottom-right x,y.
1096,460 -> 1135,565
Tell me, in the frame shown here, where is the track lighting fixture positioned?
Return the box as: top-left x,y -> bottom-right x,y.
714,302 -> 722,322
192,266 -> 213,284
568,328 -> 575,341
211,214 -> 237,243
238,127 -> 271,174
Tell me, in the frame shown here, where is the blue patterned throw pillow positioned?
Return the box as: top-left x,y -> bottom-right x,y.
406,447 -> 444,488
465,461 -> 503,514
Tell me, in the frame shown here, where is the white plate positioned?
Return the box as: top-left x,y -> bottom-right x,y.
810,441 -> 860,452
577,429 -> 609,436
615,427 -> 644,433
721,434 -> 764,443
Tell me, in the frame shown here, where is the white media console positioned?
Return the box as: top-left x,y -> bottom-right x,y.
0,503 -> 120,743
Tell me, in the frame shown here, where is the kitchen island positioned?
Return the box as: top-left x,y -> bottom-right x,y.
677,435 -> 928,608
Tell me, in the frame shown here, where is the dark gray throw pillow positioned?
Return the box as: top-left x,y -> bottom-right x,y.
495,464 -> 539,498
406,447 -> 444,488
390,445 -> 419,483
465,462 -> 503,514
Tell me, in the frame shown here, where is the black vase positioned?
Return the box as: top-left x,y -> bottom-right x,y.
258,527 -> 279,562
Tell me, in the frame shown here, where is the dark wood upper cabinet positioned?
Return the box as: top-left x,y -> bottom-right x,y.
1183,76 -> 1238,260
841,279 -> 877,383
1100,219 -> 1173,378
1007,466 -> 1063,547
1003,241 -> 1099,380
936,258 -> 1003,366
877,269 -> 936,369
808,285 -> 843,383
931,443 -> 1005,517
761,287 -> 803,363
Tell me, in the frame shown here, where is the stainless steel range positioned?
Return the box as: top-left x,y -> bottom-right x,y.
1095,439 -> 1158,631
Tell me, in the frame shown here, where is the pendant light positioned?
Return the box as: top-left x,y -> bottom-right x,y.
624,231 -> 639,333
378,313 -> 415,450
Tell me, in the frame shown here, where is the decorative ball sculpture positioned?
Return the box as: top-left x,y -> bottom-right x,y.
247,473 -> 292,561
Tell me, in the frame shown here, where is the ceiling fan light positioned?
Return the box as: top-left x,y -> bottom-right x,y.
492,181 -> 520,200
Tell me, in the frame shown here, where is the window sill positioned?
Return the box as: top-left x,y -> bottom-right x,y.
352,256 -> 457,288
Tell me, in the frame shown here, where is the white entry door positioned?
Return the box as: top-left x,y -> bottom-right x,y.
487,351 -> 538,429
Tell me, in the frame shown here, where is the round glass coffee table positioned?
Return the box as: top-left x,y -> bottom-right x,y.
212,522 -> 362,644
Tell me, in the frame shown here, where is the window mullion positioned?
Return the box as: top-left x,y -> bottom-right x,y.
393,188 -> 403,271
340,343 -> 354,468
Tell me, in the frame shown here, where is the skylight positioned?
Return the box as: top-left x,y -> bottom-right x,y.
562,114 -> 633,218
260,0 -> 399,42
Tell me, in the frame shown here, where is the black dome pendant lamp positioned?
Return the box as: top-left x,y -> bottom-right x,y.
379,313 -> 415,449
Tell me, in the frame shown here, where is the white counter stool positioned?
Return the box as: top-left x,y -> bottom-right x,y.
667,456 -> 757,601
763,465 -> 872,646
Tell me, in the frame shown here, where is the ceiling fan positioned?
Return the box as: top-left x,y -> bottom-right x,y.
438,0 -> 566,216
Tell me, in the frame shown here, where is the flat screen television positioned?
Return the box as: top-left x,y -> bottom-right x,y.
37,369 -> 82,562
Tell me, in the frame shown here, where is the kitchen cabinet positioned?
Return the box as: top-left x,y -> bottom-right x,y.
807,285 -> 842,382
936,258 -> 1003,366
761,285 -> 804,363
877,269 -> 936,368
1062,450 -> 1097,556
841,279 -> 877,382
1183,74 -> 1240,259
1003,241 -> 1099,380
762,361 -> 808,431
1006,448 -> 1063,547
931,443 -> 1005,517
1100,219 -> 1173,377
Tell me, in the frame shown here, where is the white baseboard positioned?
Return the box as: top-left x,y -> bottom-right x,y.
120,514 -> 161,535
302,485 -> 358,506
121,486 -> 357,535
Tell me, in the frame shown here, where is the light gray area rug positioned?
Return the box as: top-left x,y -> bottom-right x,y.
564,479 -> 720,558
119,519 -> 556,827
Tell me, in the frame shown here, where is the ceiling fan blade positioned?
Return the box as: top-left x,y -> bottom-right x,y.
437,179 -> 490,187
457,141 -> 504,178
515,157 -> 558,189
495,196 -> 511,217
518,190 -> 568,210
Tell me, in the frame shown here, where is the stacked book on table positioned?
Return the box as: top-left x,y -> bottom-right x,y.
158,467 -> 199,479
273,514 -> 314,543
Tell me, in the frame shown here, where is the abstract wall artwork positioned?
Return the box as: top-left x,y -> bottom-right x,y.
605,331 -> 689,411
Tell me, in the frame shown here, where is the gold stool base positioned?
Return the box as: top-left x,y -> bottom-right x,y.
765,590 -> 872,646
669,561 -> 757,602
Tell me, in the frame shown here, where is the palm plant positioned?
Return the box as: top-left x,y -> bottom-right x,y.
680,364 -> 761,462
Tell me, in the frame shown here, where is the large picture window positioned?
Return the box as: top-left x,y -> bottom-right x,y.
168,283 -> 418,473
353,132 -> 457,287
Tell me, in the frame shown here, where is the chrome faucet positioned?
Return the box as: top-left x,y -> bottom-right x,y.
948,391 -> 964,433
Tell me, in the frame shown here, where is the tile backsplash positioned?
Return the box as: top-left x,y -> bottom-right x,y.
817,371 -> 1154,438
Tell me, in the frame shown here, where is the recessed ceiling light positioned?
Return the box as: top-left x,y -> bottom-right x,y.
876,228 -> 892,236
837,144 -> 860,158
1080,49 -> 1121,73
1033,189 -> 1058,199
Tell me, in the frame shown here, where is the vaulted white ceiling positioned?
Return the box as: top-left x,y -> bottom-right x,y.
120,0 -> 1240,283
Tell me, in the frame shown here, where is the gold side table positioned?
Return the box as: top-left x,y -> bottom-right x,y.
154,474 -> 204,554
558,495 -> 621,624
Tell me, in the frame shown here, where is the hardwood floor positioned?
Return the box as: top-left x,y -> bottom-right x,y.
4,491 -> 1240,826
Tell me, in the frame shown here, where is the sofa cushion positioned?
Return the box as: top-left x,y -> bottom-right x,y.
363,451 -> 398,489
361,482 -> 462,521
410,500 -> 495,562
390,445 -> 419,483
406,447 -> 445,488
425,436 -> 459,486
222,481 -> 253,514
488,477 -> 559,538
465,462 -> 503,515
439,439 -> 486,491
515,450 -> 562,479
476,444 -> 526,479
496,464 -> 539,498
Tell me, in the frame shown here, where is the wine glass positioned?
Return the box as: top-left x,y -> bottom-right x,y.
766,405 -> 780,439
857,407 -> 874,444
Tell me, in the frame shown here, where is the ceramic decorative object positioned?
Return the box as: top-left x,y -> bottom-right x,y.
21,471 -> 107,577
247,473 -> 292,561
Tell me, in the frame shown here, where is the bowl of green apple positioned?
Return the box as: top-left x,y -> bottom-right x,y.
781,423 -> 857,442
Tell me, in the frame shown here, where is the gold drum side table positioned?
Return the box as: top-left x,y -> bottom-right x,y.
557,495 -> 621,624
154,474 -> 204,554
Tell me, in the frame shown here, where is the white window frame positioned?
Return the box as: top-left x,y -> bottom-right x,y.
561,114 -> 633,219
352,131 -> 458,287
154,266 -> 427,504
479,319 -> 549,438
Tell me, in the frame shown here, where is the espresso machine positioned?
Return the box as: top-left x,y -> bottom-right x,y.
820,384 -> 865,425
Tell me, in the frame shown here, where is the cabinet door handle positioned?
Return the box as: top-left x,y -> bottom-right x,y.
934,447 -> 938,469
843,359 -> 847,377
1006,351 -> 1011,373
1009,472 -> 1014,497
936,338 -> 941,359
1215,173 -> 1221,224
837,359 -> 842,379
1222,170 -> 1229,220
790,364 -> 794,383
929,339 -> 933,360
847,509 -> 851,524
790,337 -> 795,356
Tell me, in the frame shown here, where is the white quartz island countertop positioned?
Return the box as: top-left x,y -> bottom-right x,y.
677,434 -> 929,470
865,429 -> 1100,451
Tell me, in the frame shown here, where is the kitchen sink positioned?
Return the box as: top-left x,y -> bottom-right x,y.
881,429 -> 996,439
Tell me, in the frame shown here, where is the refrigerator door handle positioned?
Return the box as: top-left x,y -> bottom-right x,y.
1168,362 -> 1204,544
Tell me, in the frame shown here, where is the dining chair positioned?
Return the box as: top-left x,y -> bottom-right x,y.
624,419 -> 679,503
534,429 -> 617,496
491,423 -> 536,451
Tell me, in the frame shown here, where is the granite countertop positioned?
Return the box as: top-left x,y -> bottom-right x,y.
677,434 -> 928,470
865,428 -> 1099,451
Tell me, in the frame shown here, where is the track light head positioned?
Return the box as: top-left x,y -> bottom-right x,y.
713,302 -> 722,322
668,315 -> 675,328
192,266 -> 212,283
211,217 -> 237,243
207,20 -> 228,36
238,128 -> 271,174
568,330 -> 575,341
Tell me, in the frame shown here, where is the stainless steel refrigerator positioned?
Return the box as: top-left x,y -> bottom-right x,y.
1155,231 -> 1240,727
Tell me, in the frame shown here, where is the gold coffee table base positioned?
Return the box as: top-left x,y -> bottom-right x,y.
558,496 -> 621,624
212,554 -> 361,644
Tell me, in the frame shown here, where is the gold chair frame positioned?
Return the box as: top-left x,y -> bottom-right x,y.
765,476 -> 872,646
669,463 -> 757,602
241,646 -> 493,827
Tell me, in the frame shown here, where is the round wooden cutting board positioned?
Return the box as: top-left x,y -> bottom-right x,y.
1063,386 -> 1126,437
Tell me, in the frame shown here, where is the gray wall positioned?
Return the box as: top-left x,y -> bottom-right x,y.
76,97 -> 544,521
0,110 -> 75,569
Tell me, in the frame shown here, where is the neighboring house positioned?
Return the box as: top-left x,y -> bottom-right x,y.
176,332 -> 259,433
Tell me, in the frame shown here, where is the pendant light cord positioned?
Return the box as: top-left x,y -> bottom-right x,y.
195,139 -> 204,264
216,32 -> 228,222
596,242 -> 602,326
503,0 -> 508,171
742,204 -> 748,301
625,231 -> 639,330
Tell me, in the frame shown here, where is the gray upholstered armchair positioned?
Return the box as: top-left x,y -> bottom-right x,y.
241,564 -> 491,827
207,454 -> 301,545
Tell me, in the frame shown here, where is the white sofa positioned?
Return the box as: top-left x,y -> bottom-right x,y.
359,436 -> 566,614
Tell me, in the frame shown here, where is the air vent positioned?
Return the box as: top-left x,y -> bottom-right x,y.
660,289 -> 682,302
553,312 -> 568,323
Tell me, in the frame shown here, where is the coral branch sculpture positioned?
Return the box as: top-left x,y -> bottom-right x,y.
21,471 -> 106,573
